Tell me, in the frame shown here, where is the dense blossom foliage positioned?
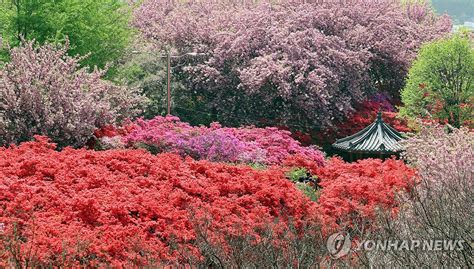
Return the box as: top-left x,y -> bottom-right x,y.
313,157 -> 417,229
0,136 -> 319,267
0,0 -> 464,267
97,116 -> 325,165
402,125 -> 473,188
134,0 -> 451,130
0,41 -> 146,148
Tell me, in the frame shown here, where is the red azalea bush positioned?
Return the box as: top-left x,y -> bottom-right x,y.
93,121 -> 136,139
95,116 -> 325,166
313,157 -> 417,230
0,136 -> 320,267
280,154 -> 418,234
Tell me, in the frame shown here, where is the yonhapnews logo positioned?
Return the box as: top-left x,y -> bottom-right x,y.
326,232 -> 351,258
326,232 -> 468,259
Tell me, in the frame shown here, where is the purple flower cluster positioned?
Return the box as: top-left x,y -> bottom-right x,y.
119,116 -> 324,165
184,130 -> 245,162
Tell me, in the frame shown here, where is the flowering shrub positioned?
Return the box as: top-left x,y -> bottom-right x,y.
0,136 -> 319,267
314,157 -> 417,229
220,124 -> 324,165
98,116 -> 325,165
0,41 -> 146,148
184,130 -> 245,162
93,122 -> 136,139
402,125 -> 473,189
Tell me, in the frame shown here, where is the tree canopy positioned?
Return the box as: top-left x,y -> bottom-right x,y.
0,0 -> 133,69
134,0 -> 451,130
400,33 -> 474,128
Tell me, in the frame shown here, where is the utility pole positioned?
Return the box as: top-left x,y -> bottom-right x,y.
166,51 -> 171,115
132,50 -> 205,116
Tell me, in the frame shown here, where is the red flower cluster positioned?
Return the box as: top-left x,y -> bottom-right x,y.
314,158 -> 417,229
93,122 -> 136,139
0,136 -> 318,267
315,100 -> 412,144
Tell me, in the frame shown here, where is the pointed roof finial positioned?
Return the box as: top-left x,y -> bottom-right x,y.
377,111 -> 383,122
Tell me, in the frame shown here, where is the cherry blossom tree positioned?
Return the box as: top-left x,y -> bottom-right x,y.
134,0 -> 451,130
0,41 -> 147,147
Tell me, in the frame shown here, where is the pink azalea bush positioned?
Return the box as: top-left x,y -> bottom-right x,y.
97,116 -> 325,165
183,130 -> 246,162
219,125 -> 324,165
0,41 -> 146,148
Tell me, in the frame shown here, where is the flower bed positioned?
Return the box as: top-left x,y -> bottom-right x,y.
95,116 -> 325,166
314,157 -> 417,229
0,136 -> 319,267
0,136 -> 419,266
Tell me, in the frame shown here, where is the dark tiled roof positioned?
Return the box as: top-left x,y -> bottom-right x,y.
332,112 -> 405,154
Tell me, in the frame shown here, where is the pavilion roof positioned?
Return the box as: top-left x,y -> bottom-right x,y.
332,112 -> 405,154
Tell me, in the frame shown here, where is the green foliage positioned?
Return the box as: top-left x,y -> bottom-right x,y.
114,50 -> 166,119
0,0 -> 133,70
286,168 -> 310,183
286,167 -> 320,202
295,183 -> 320,202
114,49 -> 215,122
114,51 -> 170,118
400,33 -> 474,127
248,163 -> 267,170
